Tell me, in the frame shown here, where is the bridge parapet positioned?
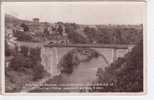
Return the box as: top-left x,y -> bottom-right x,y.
45,43 -> 132,49
45,43 -> 135,63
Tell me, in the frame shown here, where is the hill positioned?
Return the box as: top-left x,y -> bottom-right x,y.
5,14 -> 143,45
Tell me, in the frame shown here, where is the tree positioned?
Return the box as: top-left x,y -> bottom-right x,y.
65,23 -> 87,43
93,40 -> 143,92
20,23 -> 29,32
57,25 -> 63,36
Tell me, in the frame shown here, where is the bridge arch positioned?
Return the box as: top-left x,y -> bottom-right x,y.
57,47 -> 110,75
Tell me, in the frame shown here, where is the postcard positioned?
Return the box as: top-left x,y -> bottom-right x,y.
0,0 -> 146,95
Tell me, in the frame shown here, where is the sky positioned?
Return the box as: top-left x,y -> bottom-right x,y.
2,2 -> 145,25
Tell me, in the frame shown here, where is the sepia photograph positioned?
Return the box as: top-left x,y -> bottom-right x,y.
1,1 -> 145,94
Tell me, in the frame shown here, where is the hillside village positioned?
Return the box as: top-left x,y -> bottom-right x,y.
5,14 -> 143,47
5,14 -> 69,43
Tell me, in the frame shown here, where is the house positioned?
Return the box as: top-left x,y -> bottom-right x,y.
33,18 -> 40,24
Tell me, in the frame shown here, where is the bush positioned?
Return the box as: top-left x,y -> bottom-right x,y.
6,46 -> 48,92
59,52 -> 75,74
14,31 -> 33,41
93,40 -> 143,92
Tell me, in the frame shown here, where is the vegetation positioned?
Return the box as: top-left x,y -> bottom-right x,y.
5,40 -> 11,56
13,30 -> 33,41
5,46 -> 48,92
58,48 -> 100,74
5,14 -> 142,44
64,23 -> 88,44
92,40 -> 143,92
20,23 -> 29,32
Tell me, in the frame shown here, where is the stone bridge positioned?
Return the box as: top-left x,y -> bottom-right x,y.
45,43 -> 134,62
16,41 -> 135,76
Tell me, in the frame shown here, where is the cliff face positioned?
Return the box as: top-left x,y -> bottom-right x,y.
40,47 -> 60,76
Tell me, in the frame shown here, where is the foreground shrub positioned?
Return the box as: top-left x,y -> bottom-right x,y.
93,40 -> 143,92
5,46 -> 48,92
